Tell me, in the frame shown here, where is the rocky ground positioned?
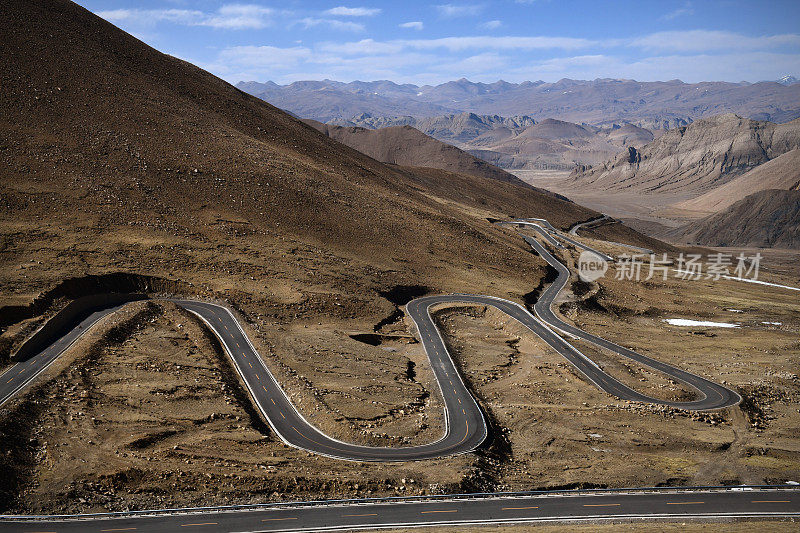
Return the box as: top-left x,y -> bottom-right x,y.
1,234 -> 797,514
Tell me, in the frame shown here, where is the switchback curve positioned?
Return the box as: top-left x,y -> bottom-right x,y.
0,218 -> 740,463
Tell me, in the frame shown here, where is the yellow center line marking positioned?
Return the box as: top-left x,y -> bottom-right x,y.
6,378 -> 12,383
502,506 -> 539,510
271,398 -> 276,404
342,513 -> 378,517
666,501 -> 704,505
262,517 -> 298,521
248,362 -> 252,368
256,374 -> 261,380
457,398 -> 461,404
752,500 -> 790,503
583,503 -> 621,507
281,411 -> 286,418
421,509 -> 458,514
180,523 -> 218,527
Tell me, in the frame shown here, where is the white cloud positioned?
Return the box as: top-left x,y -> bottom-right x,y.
631,30 -> 800,52
96,4 -> 274,30
297,17 -> 365,32
480,20 -> 502,30
507,51 -> 800,83
217,45 -> 313,69
97,8 -> 202,25
399,21 -> 424,30
319,39 -> 404,55
435,4 -> 484,18
662,2 -> 694,21
443,52 -> 507,73
399,35 -> 596,51
324,6 -> 381,17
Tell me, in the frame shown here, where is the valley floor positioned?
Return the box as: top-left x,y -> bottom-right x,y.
512,170 -> 693,234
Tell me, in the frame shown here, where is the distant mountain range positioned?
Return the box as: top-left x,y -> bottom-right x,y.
323,113 -> 657,170
237,77 -> 800,127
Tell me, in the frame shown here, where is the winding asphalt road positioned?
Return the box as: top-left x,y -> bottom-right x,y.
0,216 -> 783,530
516,223 -> 741,410
0,218 -> 740,465
177,298 -> 487,461
1,489 -> 797,532
568,214 -> 654,254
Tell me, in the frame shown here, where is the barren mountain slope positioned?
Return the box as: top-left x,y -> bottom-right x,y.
670,190 -> 800,249
474,122 -> 654,170
303,120 -> 529,187
519,119 -> 596,140
0,0 -> 605,316
675,149 -> 800,214
605,123 -> 655,146
568,114 -> 800,195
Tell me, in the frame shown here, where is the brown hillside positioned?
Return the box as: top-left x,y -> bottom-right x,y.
303,120 -> 529,187
670,190 -> 800,249
569,114 -> 800,195
0,0 -> 599,315
675,148 -> 800,214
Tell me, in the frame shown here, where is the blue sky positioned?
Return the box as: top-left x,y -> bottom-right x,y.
81,1 -> 800,85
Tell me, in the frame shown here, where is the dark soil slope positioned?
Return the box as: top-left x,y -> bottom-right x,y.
304,121 -> 529,187
569,114 -> 800,195
0,0 -> 600,313
676,148 -> 800,214
671,190 -> 800,249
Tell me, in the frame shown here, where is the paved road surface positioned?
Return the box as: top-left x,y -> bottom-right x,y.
568,215 -> 611,235
1,489 -> 797,532
517,225 -> 741,410
0,297 -> 488,461
0,216 -> 779,530
1,219 -> 740,467
567,215 -> 654,254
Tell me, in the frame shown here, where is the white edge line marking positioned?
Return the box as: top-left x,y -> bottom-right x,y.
229,512 -> 800,533
0,309 -> 117,406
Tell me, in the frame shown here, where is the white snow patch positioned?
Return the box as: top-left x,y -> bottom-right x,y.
725,308 -> 744,313
664,318 -> 739,328
761,321 -> 782,326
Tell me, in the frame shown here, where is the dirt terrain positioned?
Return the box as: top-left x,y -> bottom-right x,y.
669,189 -> 800,249
1,0 -> 798,519
2,233 -> 798,514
